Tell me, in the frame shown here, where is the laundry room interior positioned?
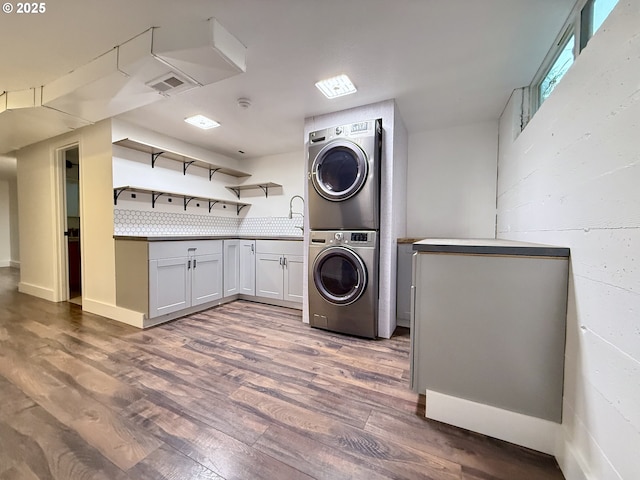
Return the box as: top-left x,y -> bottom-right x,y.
0,1 -> 638,479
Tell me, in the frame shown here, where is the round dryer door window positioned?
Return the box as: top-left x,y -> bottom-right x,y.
311,140 -> 368,201
313,246 -> 368,305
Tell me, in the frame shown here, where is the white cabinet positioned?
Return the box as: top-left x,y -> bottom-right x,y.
239,240 -> 256,296
149,240 -> 222,318
396,242 -> 414,327
255,240 -> 303,304
223,240 -> 240,297
149,256 -> 190,317
191,253 -> 223,306
283,254 -> 304,303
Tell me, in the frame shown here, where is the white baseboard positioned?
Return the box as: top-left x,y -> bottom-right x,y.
82,298 -> 146,328
425,389 -> 559,455
9,260 -> 20,269
18,282 -> 57,301
555,434 -> 590,480
0,260 -> 9,267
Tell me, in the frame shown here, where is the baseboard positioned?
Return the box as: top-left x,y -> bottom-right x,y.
18,282 -> 57,302
396,317 -> 410,328
82,298 -> 146,328
240,295 -> 303,311
425,389 -> 559,455
0,260 -> 9,267
555,434 -> 590,480
9,260 -> 20,269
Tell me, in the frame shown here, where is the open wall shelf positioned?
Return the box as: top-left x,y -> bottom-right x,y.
114,138 -> 251,179
226,182 -> 282,199
114,186 -> 250,215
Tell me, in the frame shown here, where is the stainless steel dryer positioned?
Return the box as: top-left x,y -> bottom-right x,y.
308,230 -> 378,338
308,119 -> 382,230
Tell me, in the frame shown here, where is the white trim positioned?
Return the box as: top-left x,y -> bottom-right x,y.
18,282 -> 57,301
0,260 -> 10,267
424,389 -> 559,455
82,298 -> 145,328
9,260 -> 20,269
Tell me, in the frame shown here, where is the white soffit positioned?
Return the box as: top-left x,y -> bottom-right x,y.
152,18 -> 247,85
38,18 -> 246,123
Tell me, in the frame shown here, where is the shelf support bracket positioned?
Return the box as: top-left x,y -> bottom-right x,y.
183,161 -> 196,175
229,187 -> 241,199
208,200 -> 219,213
236,204 -> 248,215
209,167 -> 221,181
113,188 -> 127,206
184,196 -> 196,211
151,151 -> 164,168
151,191 -> 165,208
259,185 -> 269,197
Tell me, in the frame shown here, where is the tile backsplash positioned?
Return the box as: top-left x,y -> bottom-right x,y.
114,209 -> 304,237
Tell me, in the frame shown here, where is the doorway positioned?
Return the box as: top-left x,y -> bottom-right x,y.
64,146 -> 82,304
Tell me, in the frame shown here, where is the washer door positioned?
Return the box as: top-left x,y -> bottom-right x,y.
311,140 -> 368,201
313,246 -> 368,305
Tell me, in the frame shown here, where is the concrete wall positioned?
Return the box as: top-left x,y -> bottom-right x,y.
497,2 -> 639,479
407,121 -> 498,239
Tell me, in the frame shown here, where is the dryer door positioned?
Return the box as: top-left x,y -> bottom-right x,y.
312,246 -> 368,305
311,140 -> 368,201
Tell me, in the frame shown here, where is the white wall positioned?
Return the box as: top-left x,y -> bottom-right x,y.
407,121 -> 498,238
497,2 -> 639,479
239,151 -> 305,220
8,178 -> 19,266
17,120 -> 143,324
0,181 -> 10,267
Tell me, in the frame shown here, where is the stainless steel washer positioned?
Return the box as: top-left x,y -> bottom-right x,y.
308,230 -> 378,338
307,119 -> 382,230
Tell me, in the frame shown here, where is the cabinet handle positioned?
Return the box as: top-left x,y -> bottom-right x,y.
279,257 -> 283,266
283,257 -> 288,267
251,244 -> 254,254
188,259 -> 191,270
194,259 -> 197,269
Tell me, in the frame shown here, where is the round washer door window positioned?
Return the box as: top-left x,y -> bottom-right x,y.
313,247 -> 367,305
311,140 -> 368,201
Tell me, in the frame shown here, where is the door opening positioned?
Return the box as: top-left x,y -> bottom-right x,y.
64,146 -> 82,305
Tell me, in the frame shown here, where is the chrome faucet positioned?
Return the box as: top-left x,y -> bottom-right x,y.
288,195 -> 305,232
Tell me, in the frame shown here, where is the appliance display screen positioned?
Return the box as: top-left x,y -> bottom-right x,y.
351,232 -> 368,242
351,122 -> 368,133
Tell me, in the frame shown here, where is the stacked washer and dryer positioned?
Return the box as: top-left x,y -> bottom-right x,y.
307,119 -> 382,338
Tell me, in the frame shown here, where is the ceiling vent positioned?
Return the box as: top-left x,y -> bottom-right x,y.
145,71 -> 197,95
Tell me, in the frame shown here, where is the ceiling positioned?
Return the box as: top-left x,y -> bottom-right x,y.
0,0 -> 574,160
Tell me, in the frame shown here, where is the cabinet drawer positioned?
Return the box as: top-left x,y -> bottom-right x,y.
256,240 -> 303,256
149,240 -> 222,259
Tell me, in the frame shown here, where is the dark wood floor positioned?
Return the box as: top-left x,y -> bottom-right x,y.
0,267 -> 564,479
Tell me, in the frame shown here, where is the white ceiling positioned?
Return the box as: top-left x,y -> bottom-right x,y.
0,0 -> 574,159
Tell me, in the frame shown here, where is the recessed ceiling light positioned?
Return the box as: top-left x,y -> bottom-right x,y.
184,114 -> 220,130
315,74 -> 357,99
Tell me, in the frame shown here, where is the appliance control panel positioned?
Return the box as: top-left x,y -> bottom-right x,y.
311,230 -> 376,247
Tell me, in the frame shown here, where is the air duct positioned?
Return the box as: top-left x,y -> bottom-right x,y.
40,18 -> 246,123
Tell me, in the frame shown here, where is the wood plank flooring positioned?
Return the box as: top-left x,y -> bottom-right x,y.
0,267 -> 564,479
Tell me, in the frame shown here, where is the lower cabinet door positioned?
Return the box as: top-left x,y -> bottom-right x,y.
255,253 -> 284,300
239,240 -> 256,296
283,255 -> 304,303
191,253 -> 223,307
149,257 -> 190,318
223,240 -> 240,297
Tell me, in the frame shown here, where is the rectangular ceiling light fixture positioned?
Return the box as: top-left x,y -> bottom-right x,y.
315,74 -> 357,99
184,114 -> 220,130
